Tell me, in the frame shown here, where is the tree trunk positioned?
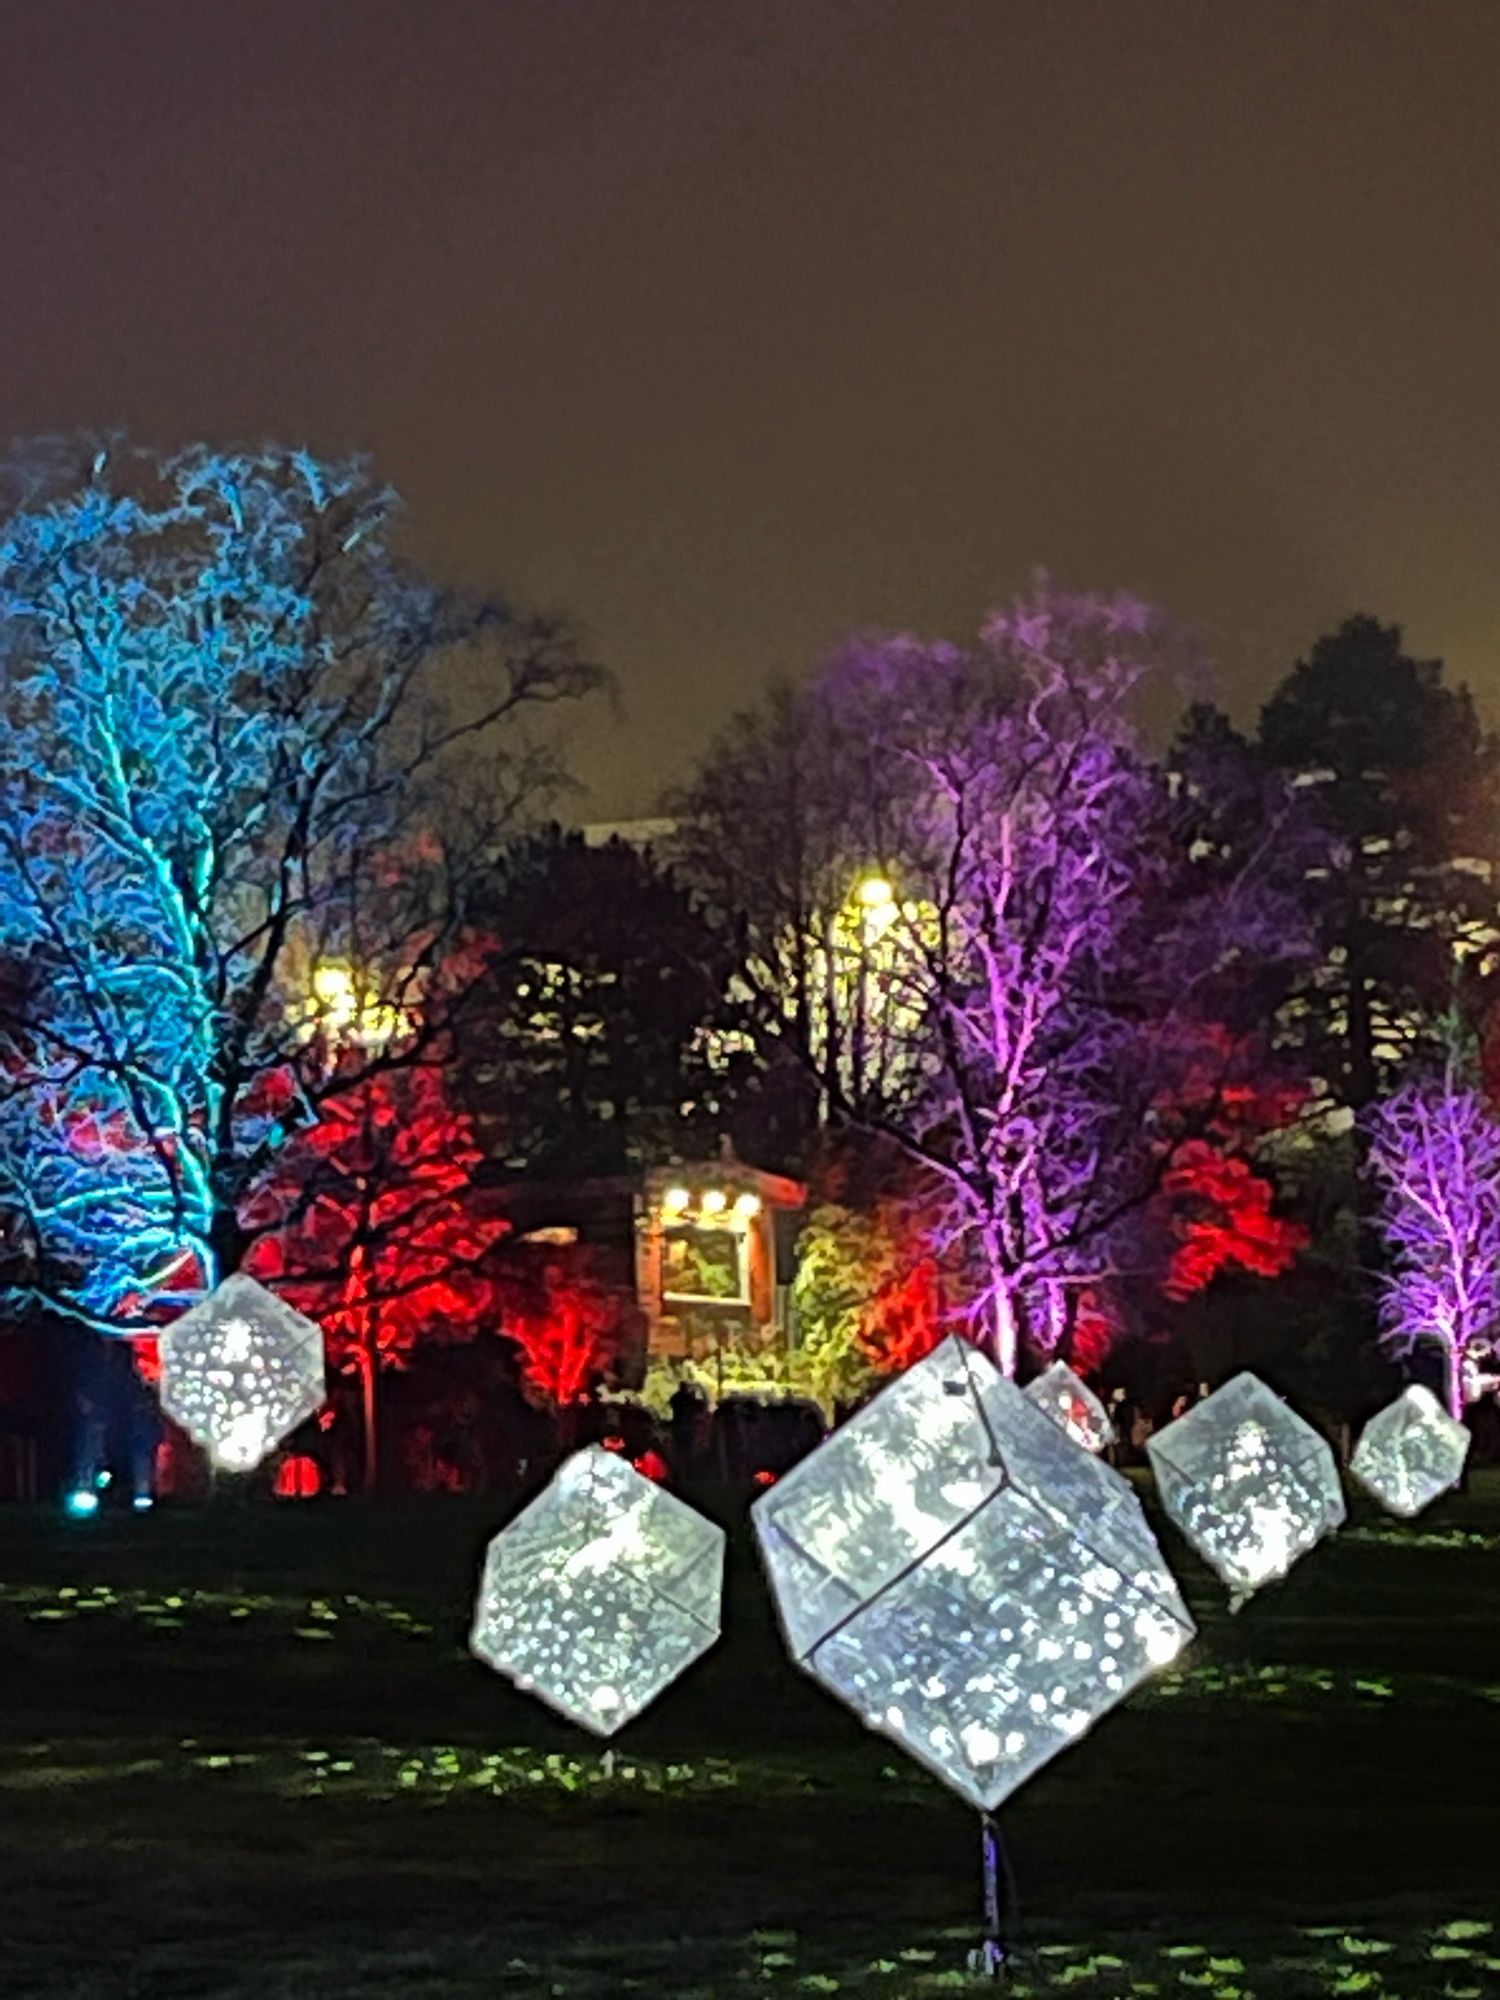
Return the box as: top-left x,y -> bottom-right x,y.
359,1340 -> 380,1495
1345,956 -> 1377,1112
1445,1338 -> 1465,1425
980,1241 -> 1019,1379
207,1203 -> 249,1286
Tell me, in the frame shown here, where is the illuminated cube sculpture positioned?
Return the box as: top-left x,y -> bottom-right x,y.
470,1447 -> 725,1736
1023,1360 -> 1114,1453
1350,1384 -> 1470,1518
158,1273 -> 326,1472
1147,1373 -> 1344,1602
753,1336 -> 1194,1810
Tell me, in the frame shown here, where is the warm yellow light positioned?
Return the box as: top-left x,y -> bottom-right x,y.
734,1191 -> 762,1218
858,875 -> 895,909
312,963 -> 356,1009
305,960 -> 405,1049
662,1186 -> 691,1215
700,1189 -> 728,1215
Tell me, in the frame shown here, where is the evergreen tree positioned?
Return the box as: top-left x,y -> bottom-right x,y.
1259,615 -> 1499,1110
460,831 -> 743,1179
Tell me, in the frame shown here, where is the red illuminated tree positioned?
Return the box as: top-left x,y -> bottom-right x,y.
858,1231 -> 944,1377
1158,1143 -> 1308,1301
246,1060 -> 508,1491
501,1251 -> 626,1412
1145,1025 -> 1309,1305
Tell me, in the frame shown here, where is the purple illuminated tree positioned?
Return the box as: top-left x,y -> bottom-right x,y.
679,585 -> 1314,1376
1364,1058 -> 1500,1419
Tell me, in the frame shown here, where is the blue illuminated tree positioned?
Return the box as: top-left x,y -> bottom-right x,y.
0,442 -> 602,1331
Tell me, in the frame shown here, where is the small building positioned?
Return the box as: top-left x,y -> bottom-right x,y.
634,1161 -> 806,1369
484,1153 -> 807,1386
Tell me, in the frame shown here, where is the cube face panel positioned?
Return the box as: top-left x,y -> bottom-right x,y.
1147,1372 -> 1345,1599
1350,1385 -> 1470,1518
752,1346 -> 1009,1663
158,1274 -> 326,1471
1024,1361 -> 1115,1453
755,1337 -> 1194,1810
470,1447 -> 725,1736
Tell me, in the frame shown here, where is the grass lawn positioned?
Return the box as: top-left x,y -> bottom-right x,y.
0,1474 -> 1496,1999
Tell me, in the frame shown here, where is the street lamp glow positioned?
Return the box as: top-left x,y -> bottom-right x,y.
858,875 -> 895,909
304,960 -> 406,1048
311,963 -> 357,1011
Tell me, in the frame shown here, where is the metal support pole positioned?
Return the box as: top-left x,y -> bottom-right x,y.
974,1809 -> 1007,1978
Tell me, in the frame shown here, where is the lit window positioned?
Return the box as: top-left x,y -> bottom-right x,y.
662,1224 -> 748,1306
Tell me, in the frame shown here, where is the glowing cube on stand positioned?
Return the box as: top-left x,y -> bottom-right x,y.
753,1336 -> 1194,1811
1023,1360 -> 1114,1453
158,1274 -> 326,1472
1350,1384 -> 1470,1518
1147,1373 -> 1344,1602
470,1447 -> 725,1736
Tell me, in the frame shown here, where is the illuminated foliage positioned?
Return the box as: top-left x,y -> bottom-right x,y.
1158,1142 -> 1308,1300
0,443 -> 600,1328
634,1342 -> 810,1414
1087,1021 -> 1311,1354
677,589 -> 1313,1374
792,1200 -> 944,1401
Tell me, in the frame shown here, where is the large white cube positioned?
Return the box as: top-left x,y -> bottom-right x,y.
1147,1373 -> 1344,1601
158,1273 -> 326,1472
753,1336 -> 1194,1810
1023,1360 -> 1114,1454
470,1447 -> 725,1736
1350,1385 -> 1470,1518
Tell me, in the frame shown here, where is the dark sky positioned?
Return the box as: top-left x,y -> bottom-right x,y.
3,1 -> 1498,814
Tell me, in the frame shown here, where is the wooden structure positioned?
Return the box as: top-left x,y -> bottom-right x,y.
634,1160 -> 805,1366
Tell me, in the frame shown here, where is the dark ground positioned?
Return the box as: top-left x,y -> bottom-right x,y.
0,1476 -> 1496,1999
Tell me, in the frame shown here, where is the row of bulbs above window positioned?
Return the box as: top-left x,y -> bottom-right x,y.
660,1186 -> 762,1220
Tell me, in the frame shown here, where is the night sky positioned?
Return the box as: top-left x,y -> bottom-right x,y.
3,1 -> 1498,814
